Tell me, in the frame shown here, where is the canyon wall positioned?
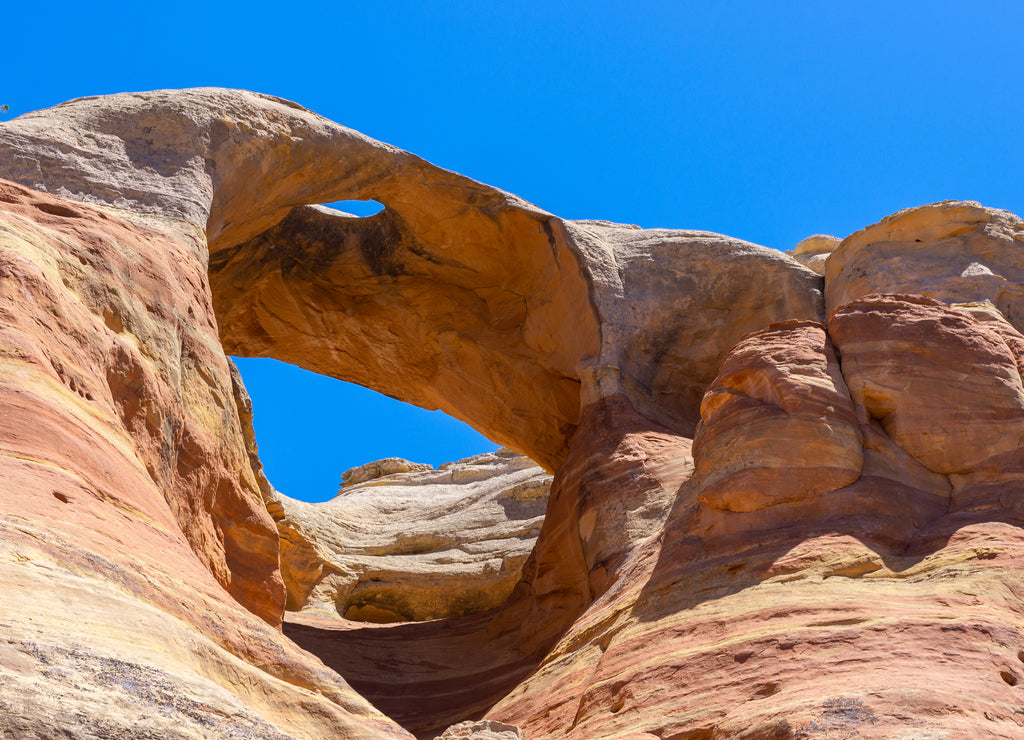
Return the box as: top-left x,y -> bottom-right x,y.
1,89 -> 1023,738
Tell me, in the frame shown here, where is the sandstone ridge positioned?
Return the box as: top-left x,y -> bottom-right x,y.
2,88 -> 1024,738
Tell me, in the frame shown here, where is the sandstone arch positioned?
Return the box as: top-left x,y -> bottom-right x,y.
8,89 -> 1023,739
0,87 -> 823,472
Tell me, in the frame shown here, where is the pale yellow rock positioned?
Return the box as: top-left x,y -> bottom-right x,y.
792,234 -> 841,256
787,235 -> 839,275
270,449 -> 551,622
434,720 -> 525,740
342,458 -> 433,487
826,201 -> 1024,330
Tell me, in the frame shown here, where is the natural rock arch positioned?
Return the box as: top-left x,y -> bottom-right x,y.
6,89 -> 1024,738
0,87 -> 822,473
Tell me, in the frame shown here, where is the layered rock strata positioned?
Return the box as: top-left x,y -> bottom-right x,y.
0,179 -> 406,738
2,88 -> 1024,739
269,450 -> 551,623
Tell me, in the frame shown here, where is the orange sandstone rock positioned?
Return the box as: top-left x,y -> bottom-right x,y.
787,233 -> 840,275
829,294 -> 1024,476
0,179 -> 409,738
0,90 -> 824,471
693,320 -> 862,512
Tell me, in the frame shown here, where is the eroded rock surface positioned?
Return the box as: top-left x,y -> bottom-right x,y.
0,179 -> 407,738
826,200 -> 1024,328
433,720 -> 524,740
3,88 -> 1024,739
0,89 -> 824,471
488,294 -> 1024,740
269,450 -> 551,623
693,320 -> 862,512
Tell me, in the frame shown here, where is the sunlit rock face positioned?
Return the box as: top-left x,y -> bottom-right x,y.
786,233 -> 840,275
2,88 -> 1024,739
269,449 -> 551,623
0,179 -> 407,738
825,200 -> 1024,327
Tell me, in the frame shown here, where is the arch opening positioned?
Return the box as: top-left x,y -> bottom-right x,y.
233,356 -> 498,503
233,356 -> 552,627
320,199 -> 385,218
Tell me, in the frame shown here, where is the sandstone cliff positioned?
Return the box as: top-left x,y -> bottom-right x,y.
1,88 -> 1023,739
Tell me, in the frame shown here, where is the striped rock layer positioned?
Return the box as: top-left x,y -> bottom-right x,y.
0,89 -> 1023,738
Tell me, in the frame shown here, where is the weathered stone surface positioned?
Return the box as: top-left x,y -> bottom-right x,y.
433,720 -> 524,740
693,320 -> 862,512
269,449 -> 551,622
829,294 -> 1024,475
0,178 -> 281,624
787,233 -> 840,275
4,88 -> 1024,740
284,394 -> 694,738
826,200 -> 1024,330
492,519 -> 1024,739
486,298 -> 1024,739
0,179 -> 408,738
0,89 -> 825,472
342,457 -> 434,487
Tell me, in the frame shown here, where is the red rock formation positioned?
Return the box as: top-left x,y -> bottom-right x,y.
0,179 -> 408,737
2,89 -> 1024,739
693,320 -> 862,512
491,299 -> 1024,739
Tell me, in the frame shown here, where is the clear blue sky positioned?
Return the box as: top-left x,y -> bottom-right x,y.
6,2 -> 1023,501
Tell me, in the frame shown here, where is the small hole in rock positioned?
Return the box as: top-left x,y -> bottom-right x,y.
52,492 -> 69,503
610,695 -> 626,713
1001,670 -> 1017,686
1017,650 -> 1024,663
320,199 -> 385,218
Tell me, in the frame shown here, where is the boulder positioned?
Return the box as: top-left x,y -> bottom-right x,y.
828,294 -> 1024,475
693,320 -> 862,512
434,720 -> 524,739
787,233 -> 840,275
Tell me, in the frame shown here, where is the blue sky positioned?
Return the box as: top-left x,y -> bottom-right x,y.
6,2 -> 1023,501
